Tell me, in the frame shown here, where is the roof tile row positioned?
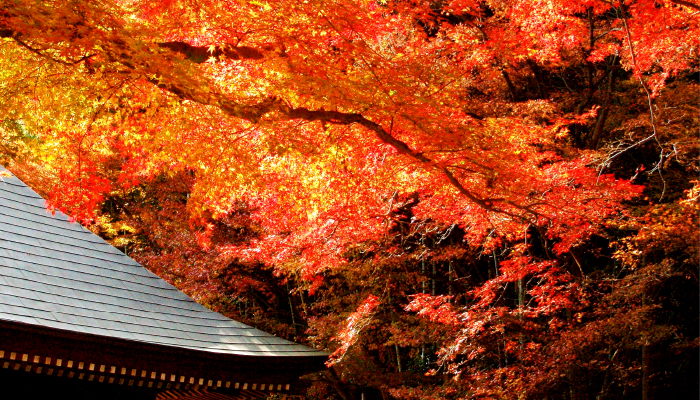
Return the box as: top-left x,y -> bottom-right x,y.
0,167 -> 326,358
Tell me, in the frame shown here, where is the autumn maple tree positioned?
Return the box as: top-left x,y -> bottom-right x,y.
0,0 -> 698,398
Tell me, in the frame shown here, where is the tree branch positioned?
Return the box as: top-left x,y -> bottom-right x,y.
670,0 -> 700,11
204,92 -> 501,211
0,15 -> 279,63
1,4 -> 523,217
157,41 -> 286,63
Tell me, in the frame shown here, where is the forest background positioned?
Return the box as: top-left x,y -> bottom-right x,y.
0,0 -> 698,399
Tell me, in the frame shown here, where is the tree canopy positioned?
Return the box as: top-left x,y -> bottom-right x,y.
0,0 -> 698,399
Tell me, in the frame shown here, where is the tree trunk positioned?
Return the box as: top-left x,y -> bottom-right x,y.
324,369 -> 356,400
526,59 -> 547,99
448,261 -> 453,297
432,262 -> 436,296
642,341 -> 651,400
395,344 -> 402,372
502,69 -> 519,101
589,69 -> 616,149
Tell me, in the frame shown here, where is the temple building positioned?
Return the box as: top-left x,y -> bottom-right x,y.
0,166 -> 327,399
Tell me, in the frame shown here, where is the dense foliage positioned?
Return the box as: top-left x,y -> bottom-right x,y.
0,0 -> 697,399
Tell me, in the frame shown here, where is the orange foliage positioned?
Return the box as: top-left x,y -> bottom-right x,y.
0,0 -> 698,397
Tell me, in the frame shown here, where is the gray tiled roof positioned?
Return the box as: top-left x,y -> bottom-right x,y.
0,166 -> 327,358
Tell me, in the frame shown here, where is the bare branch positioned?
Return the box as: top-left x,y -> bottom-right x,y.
157,41 -> 286,63
670,0 -> 700,11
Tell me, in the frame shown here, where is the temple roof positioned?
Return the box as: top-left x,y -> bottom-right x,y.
0,166 -> 327,359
